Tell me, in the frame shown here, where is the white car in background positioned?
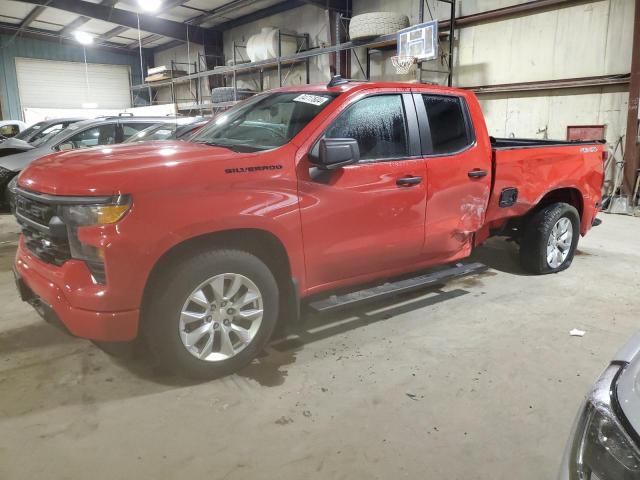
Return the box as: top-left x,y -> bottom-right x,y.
559,331 -> 640,479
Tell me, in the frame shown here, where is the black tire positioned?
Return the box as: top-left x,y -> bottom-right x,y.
211,87 -> 254,104
519,202 -> 580,274
144,249 -> 279,379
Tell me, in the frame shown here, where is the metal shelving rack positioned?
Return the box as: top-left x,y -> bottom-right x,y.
130,1 -> 456,111
229,31 -> 310,96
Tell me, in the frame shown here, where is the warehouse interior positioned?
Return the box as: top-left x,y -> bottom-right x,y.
0,0 -> 639,479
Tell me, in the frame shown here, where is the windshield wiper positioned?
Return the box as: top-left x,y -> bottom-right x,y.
193,140 -> 265,153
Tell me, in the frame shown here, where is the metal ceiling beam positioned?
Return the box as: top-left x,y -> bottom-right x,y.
100,1 -> 188,41
152,0 -> 336,54
58,0 -> 124,36
0,20 -> 133,53
14,0 -> 219,42
300,0 -> 349,12
18,5 -> 47,29
59,15 -> 91,36
99,25 -> 128,40
216,0 -> 306,30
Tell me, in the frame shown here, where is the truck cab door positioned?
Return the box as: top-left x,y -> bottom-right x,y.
297,93 -> 427,290
413,93 -> 492,262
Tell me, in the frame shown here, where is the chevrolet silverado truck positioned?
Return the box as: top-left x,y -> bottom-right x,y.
12,77 -> 605,379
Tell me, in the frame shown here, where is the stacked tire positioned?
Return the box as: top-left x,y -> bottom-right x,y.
349,12 -> 410,40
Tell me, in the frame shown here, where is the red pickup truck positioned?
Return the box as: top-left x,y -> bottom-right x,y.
13,78 -> 604,378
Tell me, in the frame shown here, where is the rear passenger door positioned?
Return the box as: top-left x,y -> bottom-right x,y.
298,93 -> 427,289
414,93 -> 491,261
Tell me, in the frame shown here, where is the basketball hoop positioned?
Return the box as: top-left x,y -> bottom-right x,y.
391,55 -> 417,75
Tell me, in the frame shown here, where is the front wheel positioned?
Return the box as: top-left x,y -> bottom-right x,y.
519,202 -> 580,274
144,249 -> 279,379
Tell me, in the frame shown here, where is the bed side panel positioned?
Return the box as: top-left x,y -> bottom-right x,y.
485,145 -> 604,232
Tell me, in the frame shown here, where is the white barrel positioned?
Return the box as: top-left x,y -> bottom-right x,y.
246,27 -> 297,62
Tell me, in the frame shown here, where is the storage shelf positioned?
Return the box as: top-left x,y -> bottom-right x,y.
131,33 -> 397,91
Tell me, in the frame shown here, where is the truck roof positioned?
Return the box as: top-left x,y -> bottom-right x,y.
272,79 -> 468,96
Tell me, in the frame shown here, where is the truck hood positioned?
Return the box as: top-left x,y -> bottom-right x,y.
615,331 -> 640,439
19,141 -> 241,196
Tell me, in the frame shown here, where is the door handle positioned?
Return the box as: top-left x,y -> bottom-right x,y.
468,169 -> 488,179
396,176 -> 422,187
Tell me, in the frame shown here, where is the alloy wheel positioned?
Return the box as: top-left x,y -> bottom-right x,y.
178,273 -> 264,362
546,217 -> 573,269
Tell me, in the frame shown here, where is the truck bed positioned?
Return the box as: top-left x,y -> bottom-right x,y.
484,138 -> 605,235
491,137 -> 605,150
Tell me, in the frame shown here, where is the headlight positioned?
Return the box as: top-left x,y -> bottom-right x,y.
571,365 -> 640,479
59,200 -> 131,227
58,196 -> 131,283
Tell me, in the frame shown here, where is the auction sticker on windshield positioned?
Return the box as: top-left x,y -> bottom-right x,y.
293,94 -> 329,106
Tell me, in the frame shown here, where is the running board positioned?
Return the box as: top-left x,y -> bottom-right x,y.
307,262 -> 488,312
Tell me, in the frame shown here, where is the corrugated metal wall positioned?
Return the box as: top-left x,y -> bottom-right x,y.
0,34 -> 144,120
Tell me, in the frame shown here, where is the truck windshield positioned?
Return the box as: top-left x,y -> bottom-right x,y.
191,92 -> 336,152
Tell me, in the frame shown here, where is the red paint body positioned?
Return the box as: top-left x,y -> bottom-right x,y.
14,82 -> 604,341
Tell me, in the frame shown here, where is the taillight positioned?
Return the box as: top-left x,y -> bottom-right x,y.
602,150 -> 609,162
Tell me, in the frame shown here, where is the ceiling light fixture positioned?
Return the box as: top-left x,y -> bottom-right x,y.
73,31 -> 94,45
137,0 -> 162,12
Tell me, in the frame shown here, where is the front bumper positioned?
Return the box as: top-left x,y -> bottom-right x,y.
14,238 -> 139,341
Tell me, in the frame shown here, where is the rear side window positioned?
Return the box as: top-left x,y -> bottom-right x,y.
422,95 -> 472,155
64,124 -> 116,148
122,123 -> 156,140
325,95 -> 409,161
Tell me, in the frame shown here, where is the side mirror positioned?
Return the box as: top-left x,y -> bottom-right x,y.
313,138 -> 360,170
58,142 -> 75,151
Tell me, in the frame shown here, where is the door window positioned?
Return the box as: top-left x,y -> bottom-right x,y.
422,95 -> 472,155
63,124 -> 116,149
325,95 -> 409,161
121,123 -> 156,140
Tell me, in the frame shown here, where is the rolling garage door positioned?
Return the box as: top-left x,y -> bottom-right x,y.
15,57 -> 131,110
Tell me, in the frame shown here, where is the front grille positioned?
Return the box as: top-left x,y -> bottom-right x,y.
15,191 -> 72,266
21,225 -> 71,265
15,194 -> 56,225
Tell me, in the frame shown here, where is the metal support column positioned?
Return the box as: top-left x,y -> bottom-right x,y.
448,0 -> 455,86
366,48 -> 371,80
417,0 -> 425,83
277,30 -> 282,87
305,33 -> 311,84
623,0 -> 640,195
335,13 -> 341,75
232,41 -> 238,100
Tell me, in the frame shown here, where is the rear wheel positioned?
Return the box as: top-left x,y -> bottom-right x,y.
519,202 -> 580,274
144,249 -> 279,379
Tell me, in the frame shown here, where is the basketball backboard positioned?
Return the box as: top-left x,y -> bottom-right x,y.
397,20 -> 438,61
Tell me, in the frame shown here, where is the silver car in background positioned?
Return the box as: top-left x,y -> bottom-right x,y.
559,331 -> 640,479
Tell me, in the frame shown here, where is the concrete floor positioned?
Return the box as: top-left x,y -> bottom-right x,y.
0,213 -> 639,480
